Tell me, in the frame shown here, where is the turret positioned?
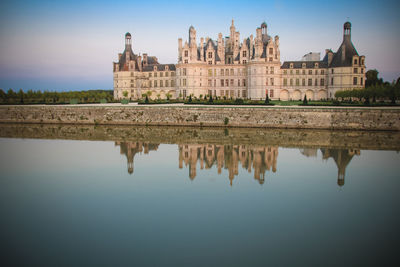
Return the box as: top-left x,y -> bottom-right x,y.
125,32 -> 132,50
178,38 -> 183,62
343,21 -> 351,41
189,26 -> 196,46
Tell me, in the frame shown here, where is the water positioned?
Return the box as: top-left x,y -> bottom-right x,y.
0,124 -> 399,266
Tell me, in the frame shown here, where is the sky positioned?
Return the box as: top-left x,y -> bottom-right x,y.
0,0 -> 399,91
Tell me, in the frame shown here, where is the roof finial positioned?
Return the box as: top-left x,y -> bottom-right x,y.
232,19 -> 234,26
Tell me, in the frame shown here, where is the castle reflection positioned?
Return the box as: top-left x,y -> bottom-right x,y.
116,142 -> 359,187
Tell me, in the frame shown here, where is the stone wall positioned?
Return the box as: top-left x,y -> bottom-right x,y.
0,105 -> 399,131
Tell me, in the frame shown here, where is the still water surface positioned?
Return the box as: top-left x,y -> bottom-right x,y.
0,125 -> 399,266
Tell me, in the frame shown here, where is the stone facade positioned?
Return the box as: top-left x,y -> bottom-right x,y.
114,21 -> 366,101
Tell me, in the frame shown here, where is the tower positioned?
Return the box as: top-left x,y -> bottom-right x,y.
189,26 -> 196,46
343,21 -> 351,41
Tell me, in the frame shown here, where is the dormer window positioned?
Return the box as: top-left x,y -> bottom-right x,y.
302,63 -> 306,68
165,65 -> 169,71
154,66 -> 157,71
314,63 -> 319,68
354,59 -> 358,65
290,63 -> 293,68
184,50 -> 188,57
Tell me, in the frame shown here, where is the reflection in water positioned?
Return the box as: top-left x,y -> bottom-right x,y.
179,144 -> 278,185
117,142 -> 360,187
116,142 -> 159,174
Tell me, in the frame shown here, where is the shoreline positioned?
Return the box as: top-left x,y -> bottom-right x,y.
1,105 -> 399,131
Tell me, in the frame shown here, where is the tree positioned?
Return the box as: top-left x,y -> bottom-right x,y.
188,95 -> 192,103
265,94 -> 269,104
303,95 -> 308,105
209,95 -> 213,103
365,69 -> 383,87
145,95 -> 149,104
122,90 -> 128,98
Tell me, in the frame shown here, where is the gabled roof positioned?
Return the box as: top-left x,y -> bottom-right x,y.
142,64 -> 176,72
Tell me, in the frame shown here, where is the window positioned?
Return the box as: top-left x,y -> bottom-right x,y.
208,52 -> 212,58
171,80 -> 175,87
302,70 -> 305,75
314,63 -> 319,68
321,70 -> 324,75
361,59 -> 364,65
315,70 -> 318,75
226,69 -> 229,76
165,80 -> 169,87
353,77 -> 357,85
184,50 -> 188,57
290,79 -> 293,86
230,69 -> 234,76
270,89 -> 274,97
269,48 -> 273,55
220,69 -> 224,76
154,80 -> 158,87
269,57 -> 273,62
154,72 -> 157,77
266,79 -> 268,86
315,79 -> 318,86
208,79 -> 212,86
243,79 -> 246,86
331,69 -> 334,74
225,79 -> 228,87
270,67 -> 274,74
221,79 -> 224,87
230,79 -> 234,86
283,78 -> 287,86
183,68 -> 187,76
166,72 -> 169,77
242,60 -> 247,64
361,77 -> 363,85
296,79 -> 299,86
361,68 -> 364,74
160,80 -> 163,87
354,59 -> 358,65
302,79 -> 305,86
308,70 -> 312,75
296,70 -> 299,75
238,79 -> 240,86
302,63 -> 306,68
183,90 -> 187,98
208,69 -> 212,76
283,70 -> 287,75
320,78 -> 324,86
270,78 -> 274,86
149,81 -> 152,87
160,72 -> 163,77
354,68 -> 358,74
290,63 -> 293,68
308,79 -> 312,86
208,61 -> 212,65
214,80 -> 216,87
183,79 -> 186,86
184,60 -> 188,64
243,51 -> 247,57
290,70 -> 293,75
331,78 -> 334,85
149,73 -> 152,77
242,90 -> 247,98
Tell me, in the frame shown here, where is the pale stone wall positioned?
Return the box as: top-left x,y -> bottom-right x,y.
1,106 -> 399,131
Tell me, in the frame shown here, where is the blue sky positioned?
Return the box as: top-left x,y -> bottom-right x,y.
0,0 -> 399,91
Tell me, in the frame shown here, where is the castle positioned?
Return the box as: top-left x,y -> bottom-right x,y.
113,20 -> 365,100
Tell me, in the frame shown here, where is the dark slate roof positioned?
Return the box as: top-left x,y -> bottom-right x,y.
142,64 -> 176,72
147,56 -> 159,65
205,39 -> 221,61
329,37 -> 359,67
281,60 -> 328,69
118,47 -> 139,71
